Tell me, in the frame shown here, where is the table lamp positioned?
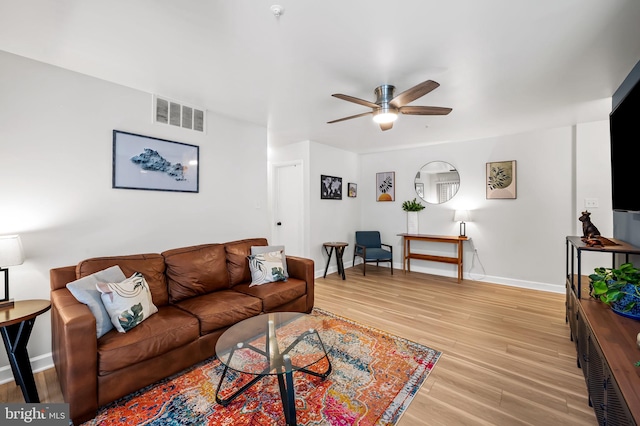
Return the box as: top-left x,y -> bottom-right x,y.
0,234 -> 24,309
453,210 -> 471,237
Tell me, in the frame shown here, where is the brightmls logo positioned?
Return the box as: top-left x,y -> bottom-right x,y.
1,404 -> 68,425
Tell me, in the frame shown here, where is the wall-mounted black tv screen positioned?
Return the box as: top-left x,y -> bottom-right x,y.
610,79 -> 640,212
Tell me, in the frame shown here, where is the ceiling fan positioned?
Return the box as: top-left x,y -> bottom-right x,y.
327,79 -> 452,131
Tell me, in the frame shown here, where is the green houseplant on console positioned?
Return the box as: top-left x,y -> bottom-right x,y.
589,262 -> 640,320
402,198 -> 425,235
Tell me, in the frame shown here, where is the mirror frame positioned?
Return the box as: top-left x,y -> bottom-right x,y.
414,161 -> 460,204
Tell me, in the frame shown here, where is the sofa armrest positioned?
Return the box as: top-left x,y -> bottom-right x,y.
50,288 -> 99,423
285,256 -> 315,313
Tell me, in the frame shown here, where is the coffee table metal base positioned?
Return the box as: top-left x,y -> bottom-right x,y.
215,328 -> 332,426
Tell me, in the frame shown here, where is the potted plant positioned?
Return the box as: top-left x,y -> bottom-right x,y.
401,198 -> 425,234
589,262 -> 640,320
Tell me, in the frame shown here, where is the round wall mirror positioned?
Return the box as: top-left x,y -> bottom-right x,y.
414,161 -> 460,204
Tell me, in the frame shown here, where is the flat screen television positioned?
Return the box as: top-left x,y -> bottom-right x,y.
610,78 -> 640,212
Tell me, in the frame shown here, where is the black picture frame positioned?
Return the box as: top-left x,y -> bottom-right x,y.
112,130 -> 199,193
321,175 -> 342,200
348,183 -> 357,198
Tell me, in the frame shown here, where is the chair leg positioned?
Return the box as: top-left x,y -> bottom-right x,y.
363,260 -> 366,276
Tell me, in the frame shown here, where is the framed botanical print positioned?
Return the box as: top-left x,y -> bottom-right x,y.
486,160 -> 516,199
376,172 -> 395,201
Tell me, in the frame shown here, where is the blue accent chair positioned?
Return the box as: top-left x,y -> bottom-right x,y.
353,231 -> 393,276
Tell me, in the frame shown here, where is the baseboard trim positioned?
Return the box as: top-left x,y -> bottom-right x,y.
317,262 -> 564,294
0,352 -> 54,385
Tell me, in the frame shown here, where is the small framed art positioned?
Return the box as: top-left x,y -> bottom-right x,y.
376,172 -> 395,201
348,183 -> 357,198
321,175 -> 342,200
486,160 -> 516,199
113,130 -> 199,193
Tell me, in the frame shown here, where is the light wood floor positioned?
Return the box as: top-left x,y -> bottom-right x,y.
1,267 -> 596,425
315,266 -> 597,426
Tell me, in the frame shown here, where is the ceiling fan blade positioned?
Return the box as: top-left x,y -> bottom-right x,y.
380,122 -> 393,131
399,105 -> 452,115
390,80 -> 440,108
332,94 -> 379,109
327,111 -> 373,124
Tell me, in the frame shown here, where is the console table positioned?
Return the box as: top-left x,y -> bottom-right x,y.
397,234 -> 468,282
565,236 -> 640,425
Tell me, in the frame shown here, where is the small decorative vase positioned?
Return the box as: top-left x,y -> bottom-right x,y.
407,211 -> 419,235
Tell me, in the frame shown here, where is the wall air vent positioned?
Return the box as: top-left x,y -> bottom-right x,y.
153,95 -> 206,133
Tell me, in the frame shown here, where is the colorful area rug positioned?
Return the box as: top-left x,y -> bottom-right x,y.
83,308 -> 441,425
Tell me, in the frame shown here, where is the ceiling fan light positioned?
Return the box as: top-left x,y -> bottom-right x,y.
372,107 -> 398,124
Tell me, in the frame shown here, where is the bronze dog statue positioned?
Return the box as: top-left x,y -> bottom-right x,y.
579,210 -> 601,239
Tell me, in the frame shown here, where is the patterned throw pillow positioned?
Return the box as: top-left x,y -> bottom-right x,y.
96,272 -> 158,332
247,250 -> 287,286
251,245 -> 289,277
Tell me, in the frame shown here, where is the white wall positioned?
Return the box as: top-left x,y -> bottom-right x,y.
575,121 -> 615,273
0,51 -> 269,379
359,122 -> 612,291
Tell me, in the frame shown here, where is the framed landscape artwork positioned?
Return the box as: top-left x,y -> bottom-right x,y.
113,130 -> 199,193
486,160 -> 516,199
321,175 -> 342,200
348,183 -> 357,198
376,172 -> 395,201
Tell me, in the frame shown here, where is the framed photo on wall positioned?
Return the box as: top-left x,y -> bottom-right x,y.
376,171 -> 395,201
113,130 -> 199,193
348,182 -> 357,198
486,160 -> 516,199
321,175 -> 342,199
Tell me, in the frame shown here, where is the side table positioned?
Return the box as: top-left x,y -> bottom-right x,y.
0,299 -> 51,402
322,242 -> 348,280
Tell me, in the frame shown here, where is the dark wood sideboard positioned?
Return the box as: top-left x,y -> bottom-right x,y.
566,236 -> 640,425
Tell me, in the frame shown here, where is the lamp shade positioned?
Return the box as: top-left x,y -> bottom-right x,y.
0,235 -> 25,267
453,210 -> 471,223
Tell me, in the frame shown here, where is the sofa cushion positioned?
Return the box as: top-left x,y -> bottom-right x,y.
96,272 -> 159,333
66,265 -> 126,338
77,254 -> 169,307
162,244 -> 230,303
225,238 -> 268,286
175,290 -> 262,334
97,305 -> 199,374
233,278 -> 307,311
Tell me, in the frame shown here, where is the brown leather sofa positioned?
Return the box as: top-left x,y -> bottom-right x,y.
49,238 -> 314,425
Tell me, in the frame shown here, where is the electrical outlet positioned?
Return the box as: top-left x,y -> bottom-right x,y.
585,198 -> 599,208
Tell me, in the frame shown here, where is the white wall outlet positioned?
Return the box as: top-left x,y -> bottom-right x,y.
585,198 -> 599,208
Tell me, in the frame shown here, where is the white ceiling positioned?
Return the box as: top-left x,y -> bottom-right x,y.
2,0 -> 640,153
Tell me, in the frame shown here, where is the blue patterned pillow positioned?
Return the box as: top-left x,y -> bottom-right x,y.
66,265 -> 126,338
247,250 -> 287,286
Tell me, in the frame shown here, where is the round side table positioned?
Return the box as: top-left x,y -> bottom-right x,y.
0,299 -> 51,402
322,242 -> 348,280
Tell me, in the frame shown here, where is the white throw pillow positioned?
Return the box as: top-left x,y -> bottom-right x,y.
66,265 -> 126,338
251,245 -> 288,277
247,250 -> 287,286
96,272 -> 158,333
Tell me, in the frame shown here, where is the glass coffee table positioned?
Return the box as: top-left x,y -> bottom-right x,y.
215,312 -> 332,426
